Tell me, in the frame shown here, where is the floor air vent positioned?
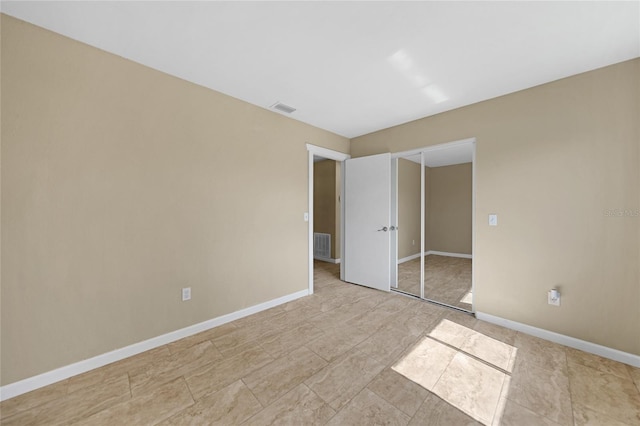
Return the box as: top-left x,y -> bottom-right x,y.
314,233 -> 331,258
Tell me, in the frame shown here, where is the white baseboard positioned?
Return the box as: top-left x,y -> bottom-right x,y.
397,253 -> 421,264
0,289 -> 309,402
314,256 -> 341,264
398,251 -> 472,264
475,312 -> 640,368
426,250 -> 473,259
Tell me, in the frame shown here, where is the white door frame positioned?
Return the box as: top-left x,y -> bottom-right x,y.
307,138 -> 475,310
306,144 -> 350,295
391,137 -> 476,312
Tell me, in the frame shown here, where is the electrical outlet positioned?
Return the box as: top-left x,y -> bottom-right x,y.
182,287 -> 191,301
412,240 -> 415,246
548,289 -> 560,306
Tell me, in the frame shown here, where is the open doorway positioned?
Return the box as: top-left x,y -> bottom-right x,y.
306,144 -> 350,294
313,158 -> 341,285
313,158 -> 341,264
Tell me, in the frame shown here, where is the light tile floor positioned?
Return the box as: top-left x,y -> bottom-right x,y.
397,255 -> 472,311
1,261 -> 639,425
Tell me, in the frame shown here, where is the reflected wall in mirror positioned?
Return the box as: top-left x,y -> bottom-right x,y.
396,157 -> 422,296
423,162 -> 472,310
392,140 -> 474,312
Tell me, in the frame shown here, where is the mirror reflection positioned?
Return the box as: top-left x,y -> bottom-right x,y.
423,162 -> 473,310
396,157 -> 422,297
393,142 -> 473,312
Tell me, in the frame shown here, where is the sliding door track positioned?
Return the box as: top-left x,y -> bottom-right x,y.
390,288 -> 473,315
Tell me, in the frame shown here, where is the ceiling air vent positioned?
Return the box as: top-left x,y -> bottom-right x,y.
270,101 -> 296,114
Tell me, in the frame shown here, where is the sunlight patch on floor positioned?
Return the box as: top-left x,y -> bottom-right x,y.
392,319 -> 517,425
460,291 -> 473,304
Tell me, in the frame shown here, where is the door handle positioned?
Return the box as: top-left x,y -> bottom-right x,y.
390,226 -> 397,231
377,226 -> 388,232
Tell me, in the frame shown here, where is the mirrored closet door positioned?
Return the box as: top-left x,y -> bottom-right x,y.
393,154 -> 423,298
392,140 -> 474,312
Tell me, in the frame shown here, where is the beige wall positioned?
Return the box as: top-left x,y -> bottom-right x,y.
313,159 -> 339,259
424,166 -> 431,253
2,13 -> 638,389
397,161 -> 472,258
427,163 -> 472,254
397,159 -> 421,259
353,59 -> 640,356
0,15 -> 349,385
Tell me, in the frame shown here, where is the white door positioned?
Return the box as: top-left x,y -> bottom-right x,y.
344,153 -> 391,291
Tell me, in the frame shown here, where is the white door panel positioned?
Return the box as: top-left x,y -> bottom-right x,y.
344,153 -> 391,291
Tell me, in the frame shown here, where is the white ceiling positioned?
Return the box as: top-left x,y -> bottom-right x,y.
403,144 -> 473,168
2,1 -> 639,138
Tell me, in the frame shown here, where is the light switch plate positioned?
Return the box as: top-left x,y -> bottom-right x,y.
304,212 -> 309,222
489,214 -> 498,226
182,287 -> 191,301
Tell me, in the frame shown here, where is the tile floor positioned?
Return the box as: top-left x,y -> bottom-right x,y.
397,255 -> 472,311
1,261 -> 639,425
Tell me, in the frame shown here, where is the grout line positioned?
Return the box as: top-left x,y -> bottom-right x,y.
490,366 -> 510,425
426,335 -> 513,376
240,378 -> 265,409
181,376 -> 197,406
126,373 -> 133,399
559,347 -> 577,426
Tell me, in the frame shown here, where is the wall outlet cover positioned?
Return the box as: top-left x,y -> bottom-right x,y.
547,290 -> 560,306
